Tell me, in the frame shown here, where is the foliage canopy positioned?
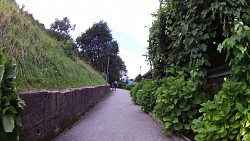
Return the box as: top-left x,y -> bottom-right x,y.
131,0 -> 250,140
76,20 -> 127,84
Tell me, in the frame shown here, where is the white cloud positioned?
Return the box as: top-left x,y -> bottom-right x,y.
120,51 -> 150,78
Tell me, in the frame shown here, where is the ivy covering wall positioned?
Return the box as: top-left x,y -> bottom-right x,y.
131,0 -> 250,140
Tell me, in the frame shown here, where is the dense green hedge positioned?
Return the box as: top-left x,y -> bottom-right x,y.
131,0 -> 250,140
130,81 -> 146,105
135,80 -> 158,113
192,22 -> 250,140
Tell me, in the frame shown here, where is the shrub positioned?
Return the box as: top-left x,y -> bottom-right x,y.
192,80 -> 250,141
130,81 -> 145,104
154,70 -> 208,134
135,80 -> 158,112
125,83 -> 133,90
192,22 -> 250,141
0,53 -> 25,141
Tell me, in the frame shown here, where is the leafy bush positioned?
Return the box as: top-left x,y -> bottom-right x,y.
130,81 -> 146,104
125,84 -> 133,90
135,80 -> 157,113
154,70 -> 208,133
117,81 -> 127,89
143,0 -> 250,139
192,21 -> 250,140
0,53 -> 25,141
192,80 -> 250,141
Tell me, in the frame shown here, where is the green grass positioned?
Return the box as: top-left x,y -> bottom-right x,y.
0,0 -> 106,92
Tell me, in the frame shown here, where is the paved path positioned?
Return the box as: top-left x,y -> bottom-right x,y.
54,89 -> 181,141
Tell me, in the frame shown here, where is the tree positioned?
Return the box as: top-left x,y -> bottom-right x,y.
76,20 -> 112,70
48,17 -> 78,59
76,20 -> 127,84
49,17 -> 76,41
108,55 -> 127,83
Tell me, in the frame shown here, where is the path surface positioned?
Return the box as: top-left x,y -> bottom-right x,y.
54,89 -> 181,141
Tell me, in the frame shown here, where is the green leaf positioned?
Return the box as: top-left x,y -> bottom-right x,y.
193,95 -> 202,104
247,113 -> 250,120
246,89 -> 250,95
209,134 -> 220,140
243,133 -> 250,141
235,23 -> 241,31
201,10 -> 208,18
244,26 -> 250,31
17,98 -> 26,109
183,104 -> 191,111
179,101 -> 187,109
172,117 -> 179,123
187,111 -> 194,118
229,134 -> 236,140
231,120 -> 241,129
192,30 -> 197,35
218,44 -> 224,53
2,96 -> 10,107
219,126 -> 225,134
213,114 -> 222,121
201,33 -> 209,40
241,127 -> 247,136
163,117 -> 172,122
235,112 -> 242,120
206,124 -> 217,132
237,44 -> 246,54
236,102 -> 245,113
173,123 -> 183,131
2,114 -> 15,133
164,122 -> 172,129
3,106 -> 17,115
3,61 -> 16,80
184,124 -> 190,130
174,98 -> 178,105
188,37 -> 194,45
201,44 -> 207,52
245,120 -> 250,128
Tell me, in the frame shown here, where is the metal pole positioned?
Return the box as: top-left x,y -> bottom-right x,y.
106,56 -> 110,85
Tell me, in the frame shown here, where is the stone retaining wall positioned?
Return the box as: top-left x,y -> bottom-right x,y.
19,85 -> 110,141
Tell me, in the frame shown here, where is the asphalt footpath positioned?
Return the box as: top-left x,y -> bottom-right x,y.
54,89 -> 184,141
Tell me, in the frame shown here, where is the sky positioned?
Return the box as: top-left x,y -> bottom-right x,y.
15,0 -> 159,79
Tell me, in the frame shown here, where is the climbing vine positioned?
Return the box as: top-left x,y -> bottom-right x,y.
131,0 -> 250,140
192,16 -> 250,141
146,0 -> 218,134
0,52 -> 25,141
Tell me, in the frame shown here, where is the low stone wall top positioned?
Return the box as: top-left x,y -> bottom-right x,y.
19,85 -> 110,141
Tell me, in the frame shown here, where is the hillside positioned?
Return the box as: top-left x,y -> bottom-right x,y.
0,0 -> 106,92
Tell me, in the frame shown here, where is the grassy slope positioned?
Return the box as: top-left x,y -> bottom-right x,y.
0,0 -> 106,92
